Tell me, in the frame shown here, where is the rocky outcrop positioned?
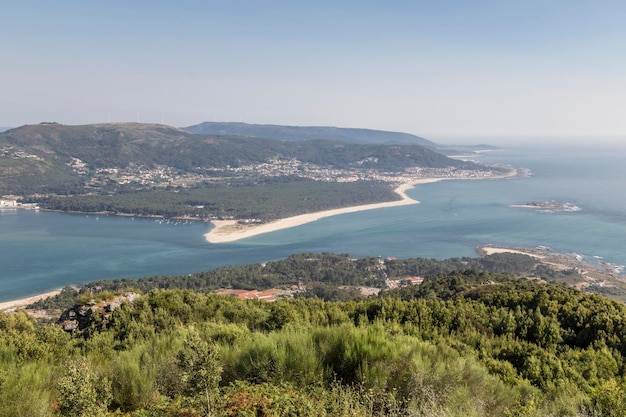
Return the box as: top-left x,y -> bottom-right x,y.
58,292 -> 139,335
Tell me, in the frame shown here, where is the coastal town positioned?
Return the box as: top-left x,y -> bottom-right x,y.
70,155 -> 512,191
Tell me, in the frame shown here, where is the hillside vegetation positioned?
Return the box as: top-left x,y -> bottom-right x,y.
5,253 -> 626,416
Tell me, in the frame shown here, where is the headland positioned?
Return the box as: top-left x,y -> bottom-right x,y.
478,245 -> 624,289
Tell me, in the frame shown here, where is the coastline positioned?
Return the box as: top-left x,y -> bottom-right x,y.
204,173 -> 509,244
0,289 -> 62,311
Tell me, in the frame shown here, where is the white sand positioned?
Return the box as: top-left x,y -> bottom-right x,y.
204,179 -> 444,243
480,247 -> 546,259
0,289 -> 62,311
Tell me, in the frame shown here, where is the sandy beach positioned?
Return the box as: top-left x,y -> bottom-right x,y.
0,289 -> 62,311
205,178 -> 449,244
479,246 -> 547,259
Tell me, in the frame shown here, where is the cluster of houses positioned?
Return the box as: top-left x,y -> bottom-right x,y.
398,277 -> 424,287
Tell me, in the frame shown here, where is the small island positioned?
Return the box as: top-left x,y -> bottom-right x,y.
510,201 -> 581,212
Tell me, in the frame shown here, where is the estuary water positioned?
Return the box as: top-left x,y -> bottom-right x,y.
1,143 -> 625,302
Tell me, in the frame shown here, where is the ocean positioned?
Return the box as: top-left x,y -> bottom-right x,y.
1,143 -> 625,302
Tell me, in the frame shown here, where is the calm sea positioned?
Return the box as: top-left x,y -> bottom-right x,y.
1,143 -> 625,302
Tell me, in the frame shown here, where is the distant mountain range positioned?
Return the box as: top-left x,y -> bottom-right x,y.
183,122 -> 438,148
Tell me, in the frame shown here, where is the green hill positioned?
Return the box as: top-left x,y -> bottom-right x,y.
0,122 -> 473,195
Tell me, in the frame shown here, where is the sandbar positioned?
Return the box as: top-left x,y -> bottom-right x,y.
0,289 -> 62,311
205,178 -> 448,244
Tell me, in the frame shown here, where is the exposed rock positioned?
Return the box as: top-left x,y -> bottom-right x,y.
62,320 -> 79,332
105,292 -> 139,313
77,305 -> 94,317
58,292 -> 139,335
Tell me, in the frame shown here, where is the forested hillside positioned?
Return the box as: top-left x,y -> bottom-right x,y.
31,252 -> 546,310
0,122 -> 468,195
5,262 -> 626,416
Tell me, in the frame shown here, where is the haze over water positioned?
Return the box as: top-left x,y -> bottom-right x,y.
1,143 -> 624,302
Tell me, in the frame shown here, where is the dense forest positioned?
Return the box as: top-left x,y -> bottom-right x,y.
34,179 -> 399,220
5,261 -> 626,416
31,252 -> 547,311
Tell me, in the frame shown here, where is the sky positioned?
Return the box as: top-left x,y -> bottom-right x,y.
2,1 -> 626,143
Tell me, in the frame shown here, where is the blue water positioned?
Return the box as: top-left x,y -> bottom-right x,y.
1,143 -> 625,302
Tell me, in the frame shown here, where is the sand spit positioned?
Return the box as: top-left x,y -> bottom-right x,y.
206,178 -> 450,244
205,168 -> 518,244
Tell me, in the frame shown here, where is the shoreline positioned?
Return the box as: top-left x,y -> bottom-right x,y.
0,289 -> 62,311
204,170 -> 517,244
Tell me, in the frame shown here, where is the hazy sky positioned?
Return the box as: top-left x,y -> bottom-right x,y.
2,1 -> 625,142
